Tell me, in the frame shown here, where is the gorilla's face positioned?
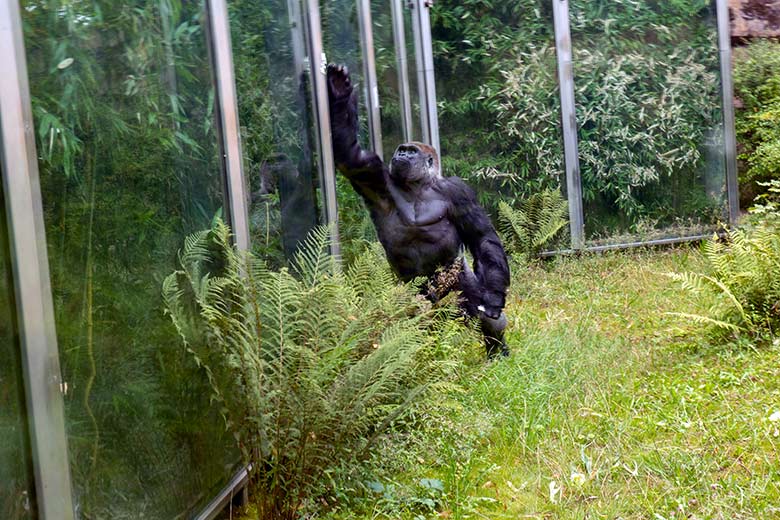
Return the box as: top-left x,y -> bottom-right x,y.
390,142 -> 439,185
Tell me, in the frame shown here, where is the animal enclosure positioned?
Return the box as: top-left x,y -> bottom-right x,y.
0,0 -> 737,519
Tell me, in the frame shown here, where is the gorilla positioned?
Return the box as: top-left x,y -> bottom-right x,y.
326,64 -> 510,357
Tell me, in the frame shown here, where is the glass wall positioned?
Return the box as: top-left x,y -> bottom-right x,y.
570,0 -> 727,245
321,0 -> 378,262
229,0 -> 321,265
371,0 -> 422,154
0,180 -> 35,519
431,2 -> 567,230
2,1 -> 739,517
21,1 -> 237,517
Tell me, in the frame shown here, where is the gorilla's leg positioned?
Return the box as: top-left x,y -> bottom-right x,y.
480,313 -> 509,359
454,260 -> 510,358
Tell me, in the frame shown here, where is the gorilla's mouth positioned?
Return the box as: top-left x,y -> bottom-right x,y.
390,156 -> 411,178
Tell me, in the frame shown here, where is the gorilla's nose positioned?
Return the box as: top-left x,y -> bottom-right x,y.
390,156 -> 409,177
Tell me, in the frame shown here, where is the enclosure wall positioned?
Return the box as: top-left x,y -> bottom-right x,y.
570,0 -> 729,246
0,178 -> 35,519
430,0 -> 738,249
17,0 -> 242,517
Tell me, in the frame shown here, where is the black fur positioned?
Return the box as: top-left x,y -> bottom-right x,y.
326,64 -> 510,357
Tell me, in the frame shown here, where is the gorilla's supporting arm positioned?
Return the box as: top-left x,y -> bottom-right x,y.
326,65 -> 390,208
447,178 -> 510,318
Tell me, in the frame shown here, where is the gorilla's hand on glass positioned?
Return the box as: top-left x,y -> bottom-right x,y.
327,63 -> 352,99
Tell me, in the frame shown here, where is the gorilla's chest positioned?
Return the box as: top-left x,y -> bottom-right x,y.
373,191 -> 462,280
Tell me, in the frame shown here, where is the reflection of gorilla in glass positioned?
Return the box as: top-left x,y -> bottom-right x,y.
327,64 -> 510,357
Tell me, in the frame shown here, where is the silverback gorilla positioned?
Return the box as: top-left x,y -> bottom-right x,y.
326,64 -> 510,357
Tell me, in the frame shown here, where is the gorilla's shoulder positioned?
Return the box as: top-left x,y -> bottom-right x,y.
438,176 -> 477,203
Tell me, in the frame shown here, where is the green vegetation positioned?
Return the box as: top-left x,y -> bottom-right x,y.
670,181 -> 780,338
497,189 -> 569,260
164,222 -> 476,519
734,39 -> 780,205
220,240 -> 780,519
432,0 -> 725,236
311,247 -> 779,519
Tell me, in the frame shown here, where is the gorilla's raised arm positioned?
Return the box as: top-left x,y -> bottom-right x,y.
447,178 -> 510,318
326,64 -> 390,207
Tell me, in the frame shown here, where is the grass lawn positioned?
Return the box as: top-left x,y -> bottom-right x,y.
319,247 -> 780,519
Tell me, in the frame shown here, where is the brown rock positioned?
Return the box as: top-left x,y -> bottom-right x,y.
730,0 -> 780,38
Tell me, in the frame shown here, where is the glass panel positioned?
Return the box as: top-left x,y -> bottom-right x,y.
320,0 -> 376,262
402,1 -> 423,144
22,1 -> 237,516
371,0 -> 422,154
0,179 -> 35,518
569,0 -> 727,245
372,0 -> 404,153
229,0 -> 321,265
431,2 -> 567,242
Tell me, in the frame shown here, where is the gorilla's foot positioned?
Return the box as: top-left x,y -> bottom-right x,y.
486,340 -> 510,360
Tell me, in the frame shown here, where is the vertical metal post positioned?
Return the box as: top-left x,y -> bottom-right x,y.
287,0 -> 307,80
410,0 -> 440,154
303,0 -> 341,258
716,0 -> 740,224
357,0 -> 384,158
206,0 -> 251,251
0,2 -> 76,518
552,0 -> 585,250
391,0 -> 414,142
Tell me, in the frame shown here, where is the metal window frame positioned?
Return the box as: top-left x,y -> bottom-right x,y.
206,0 -> 251,251
540,233 -> 715,258
287,0 -> 308,83
193,465 -> 252,520
357,0 -> 384,158
191,2 -> 255,518
0,2 -> 76,519
552,0 -> 585,251
391,0 -> 414,143
303,0 -> 341,258
716,0 -> 740,225
410,0 -> 440,154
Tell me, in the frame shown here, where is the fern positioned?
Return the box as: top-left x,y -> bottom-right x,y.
162,220 -> 474,519
667,201 -> 780,339
497,189 -> 568,260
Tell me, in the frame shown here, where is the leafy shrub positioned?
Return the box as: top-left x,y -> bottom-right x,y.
669,183 -> 780,338
734,40 -> 780,204
162,221 -> 473,518
432,0 -> 724,232
497,189 -> 568,260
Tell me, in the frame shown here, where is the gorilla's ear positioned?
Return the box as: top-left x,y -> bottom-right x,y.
414,142 -> 441,178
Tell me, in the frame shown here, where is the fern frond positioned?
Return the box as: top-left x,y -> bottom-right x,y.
292,225 -> 335,287
497,190 -> 568,259
666,312 -> 742,333
162,219 -> 471,518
